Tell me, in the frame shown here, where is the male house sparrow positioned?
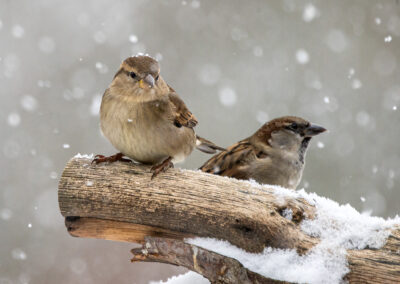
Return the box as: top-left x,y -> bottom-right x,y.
200,116 -> 326,189
94,55 -> 224,178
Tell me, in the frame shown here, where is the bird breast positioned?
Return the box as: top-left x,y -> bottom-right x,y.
100,94 -> 196,164
250,150 -> 304,189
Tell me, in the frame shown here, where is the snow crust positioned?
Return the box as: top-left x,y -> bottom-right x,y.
149,271 -> 209,284
74,153 -> 94,159
187,181 -> 400,284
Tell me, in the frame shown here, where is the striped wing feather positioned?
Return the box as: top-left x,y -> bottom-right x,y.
199,139 -> 255,179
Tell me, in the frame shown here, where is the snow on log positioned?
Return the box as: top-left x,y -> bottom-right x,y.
58,157 -> 400,283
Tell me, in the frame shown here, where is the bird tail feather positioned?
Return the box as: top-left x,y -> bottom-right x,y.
196,135 -> 225,154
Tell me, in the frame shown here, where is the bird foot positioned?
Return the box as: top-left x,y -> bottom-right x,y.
151,157 -> 174,179
92,153 -> 132,164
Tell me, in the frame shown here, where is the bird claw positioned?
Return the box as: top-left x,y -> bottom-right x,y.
151,157 -> 174,179
92,153 -> 132,164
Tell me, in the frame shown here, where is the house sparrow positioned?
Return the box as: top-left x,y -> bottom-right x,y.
94,55 -> 224,178
199,116 -> 326,189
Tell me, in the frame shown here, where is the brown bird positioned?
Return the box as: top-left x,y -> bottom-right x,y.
199,116 -> 326,189
94,55 -> 224,178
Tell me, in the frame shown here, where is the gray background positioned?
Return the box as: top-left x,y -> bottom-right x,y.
0,0 -> 399,283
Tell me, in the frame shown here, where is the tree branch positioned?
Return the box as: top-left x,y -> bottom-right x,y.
58,157 -> 400,283
131,237 -> 287,284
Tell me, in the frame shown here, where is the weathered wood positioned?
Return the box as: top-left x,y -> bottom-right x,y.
346,228 -> 400,283
59,157 -> 317,254
131,237 -> 287,284
58,157 -> 400,283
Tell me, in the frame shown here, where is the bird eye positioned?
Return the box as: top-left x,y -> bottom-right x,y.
287,122 -> 298,131
155,75 -> 159,81
129,72 -> 137,79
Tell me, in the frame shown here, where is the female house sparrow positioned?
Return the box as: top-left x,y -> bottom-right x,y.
199,116 -> 326,189
94,55 -> 224,178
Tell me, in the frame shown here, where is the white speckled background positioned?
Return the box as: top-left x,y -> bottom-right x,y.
0,0 -> 399,283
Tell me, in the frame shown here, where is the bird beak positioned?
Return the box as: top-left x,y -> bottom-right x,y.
139,74 -> 155,89
304,123 -> 327,137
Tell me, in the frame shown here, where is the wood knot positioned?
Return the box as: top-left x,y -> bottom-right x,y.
276,206 -> 305,224
233,224 -> 253,234
65,216 -> 80,232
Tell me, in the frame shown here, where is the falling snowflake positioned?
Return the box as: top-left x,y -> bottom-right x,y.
129,34 -> 138,43
219,87 -> 237,107
12,25 -> 25,38
7,112 -> 21,127
302,4 -> 319,22
295,49 -> 309,64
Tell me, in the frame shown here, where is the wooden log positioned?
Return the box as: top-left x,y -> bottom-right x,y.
59,157 -> 317,253
58,157 -> 400,283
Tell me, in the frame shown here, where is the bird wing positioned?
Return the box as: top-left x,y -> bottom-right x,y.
199,139 -> 258,179
168,92 -> 198,128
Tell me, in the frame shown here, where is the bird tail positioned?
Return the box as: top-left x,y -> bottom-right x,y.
196,135 -> 226,154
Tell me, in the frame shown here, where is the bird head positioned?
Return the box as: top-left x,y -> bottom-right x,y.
254,116 -> 326,155
111,55 -> 168,95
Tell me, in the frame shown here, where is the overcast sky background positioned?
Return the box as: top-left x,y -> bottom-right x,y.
0,0 -> 399,283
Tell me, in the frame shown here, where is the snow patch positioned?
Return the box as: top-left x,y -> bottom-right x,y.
282,208 -> 293,220
149,271 -> 209,284
74,153 -> 94,159
186,182 -> 400,284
